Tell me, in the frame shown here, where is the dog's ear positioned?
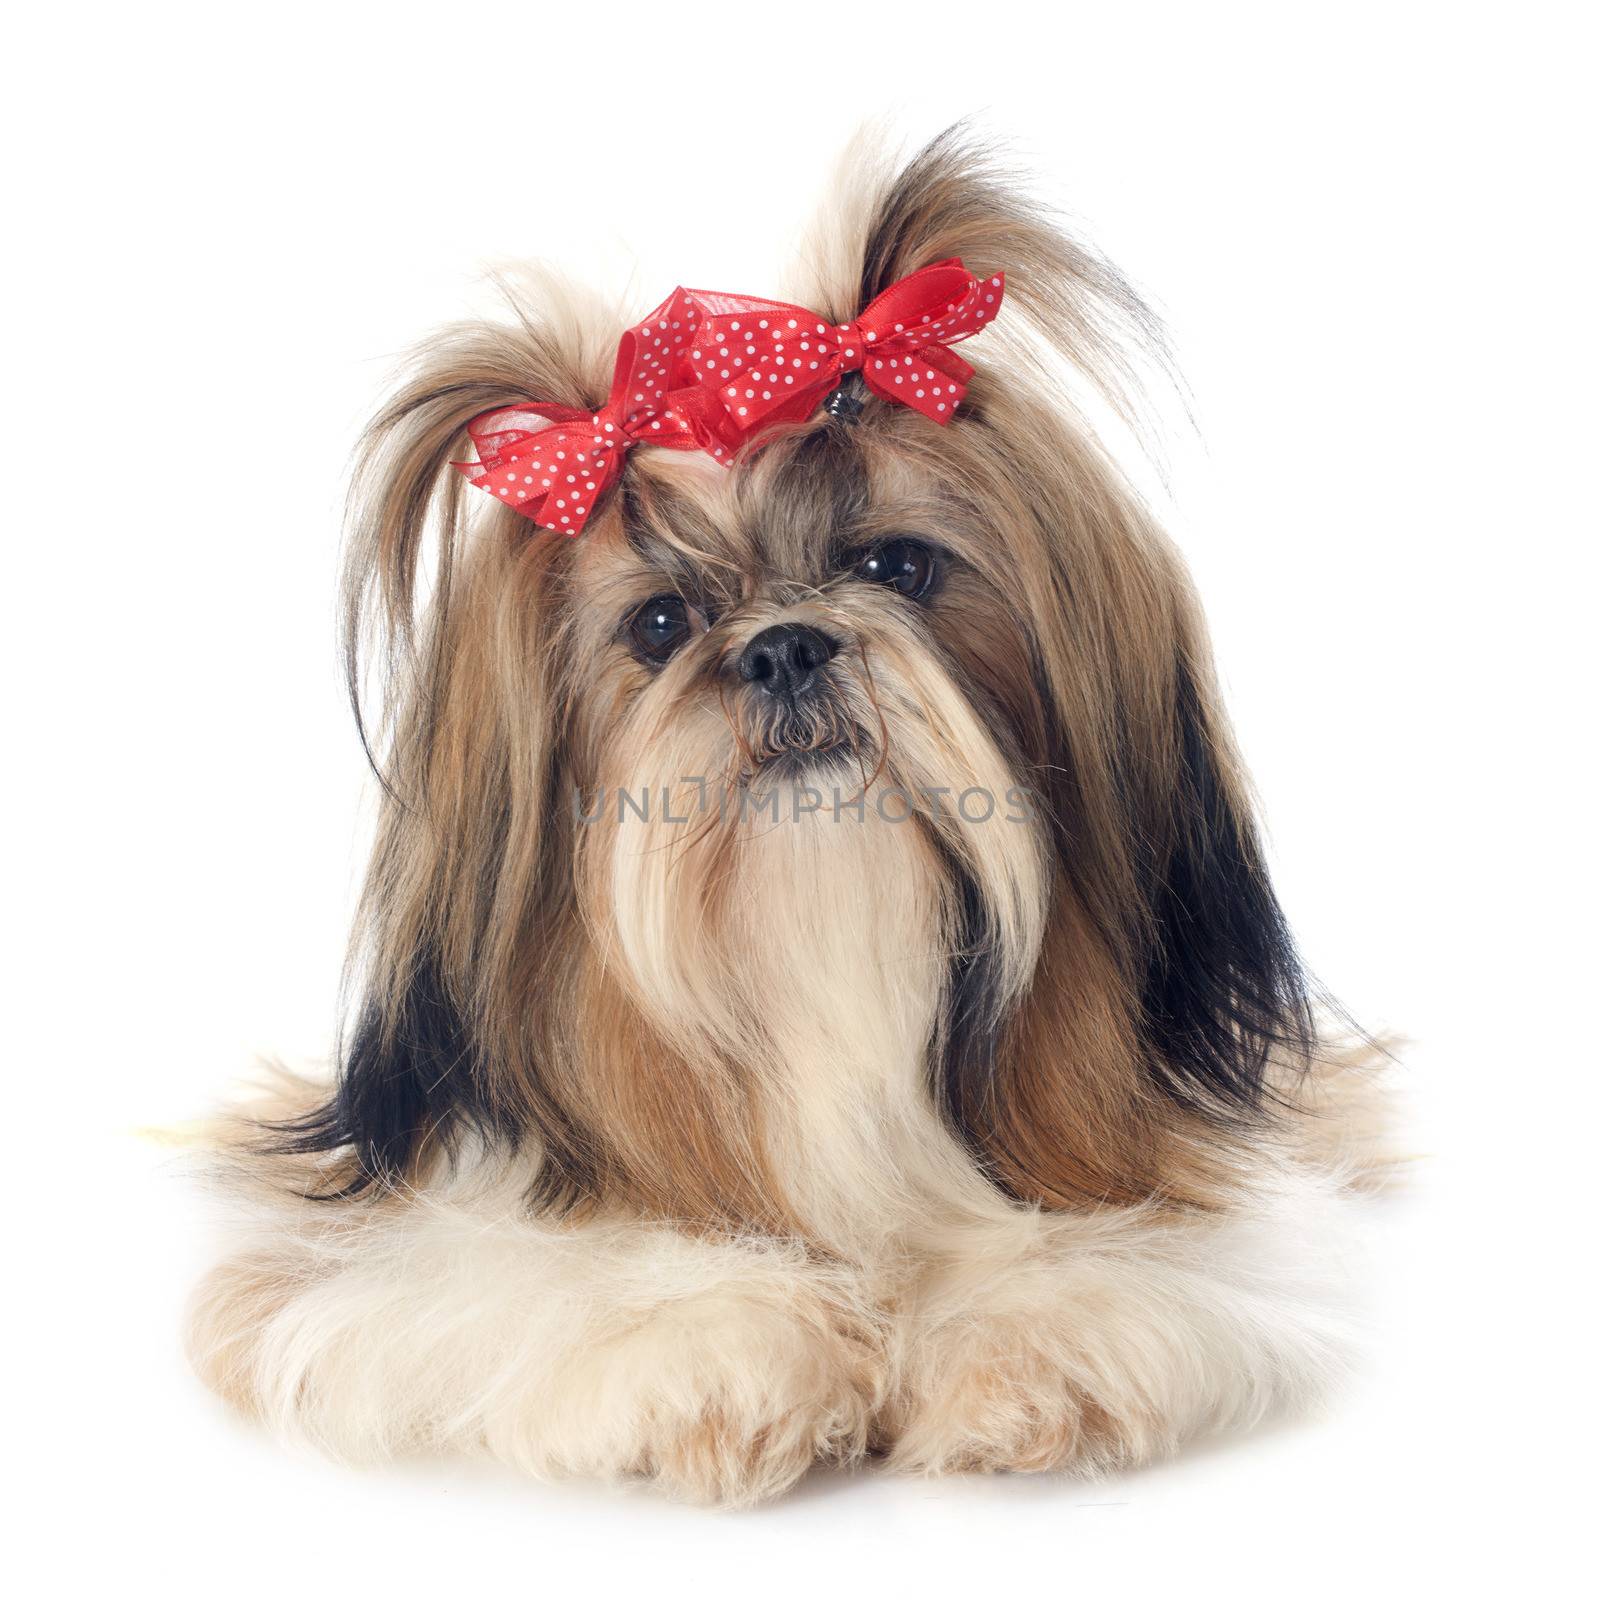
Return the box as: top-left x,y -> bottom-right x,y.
270,298 -> 608,1201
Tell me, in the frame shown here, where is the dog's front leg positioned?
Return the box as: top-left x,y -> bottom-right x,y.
884,1167 -> 1359,1476
190,1176 -> 887,1505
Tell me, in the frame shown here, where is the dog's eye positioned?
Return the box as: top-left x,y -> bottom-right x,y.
628,595 -> 696,661
854,540 -> 938,600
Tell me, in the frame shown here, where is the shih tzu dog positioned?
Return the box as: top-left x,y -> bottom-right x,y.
188,129 -> 1388,1505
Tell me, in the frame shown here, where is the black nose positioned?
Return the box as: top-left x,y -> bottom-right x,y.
738,623 -> 836,697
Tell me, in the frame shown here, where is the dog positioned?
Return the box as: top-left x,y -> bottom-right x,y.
188,128 -> 1388,1505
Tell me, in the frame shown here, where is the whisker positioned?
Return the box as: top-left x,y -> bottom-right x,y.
856,641 -> 892,794
717,672 -> 758,775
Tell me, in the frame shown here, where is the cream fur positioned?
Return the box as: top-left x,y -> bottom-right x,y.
191,1157 -> 887,1506
192,1126 -> 1364,1503
587,620 -> 1049,1254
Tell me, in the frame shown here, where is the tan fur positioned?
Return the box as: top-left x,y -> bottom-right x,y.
188,128 -> 1391,1503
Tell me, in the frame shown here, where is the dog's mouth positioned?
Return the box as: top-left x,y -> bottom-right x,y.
715,642 -> 892,791
736,694 -> 867,770
734,714 -> 891,815
767,703 -> 850,755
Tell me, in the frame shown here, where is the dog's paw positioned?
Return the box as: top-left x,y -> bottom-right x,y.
884,1318 -> 1150,1478
628,1393 -> 855,1506
494,1276 -> 886,1507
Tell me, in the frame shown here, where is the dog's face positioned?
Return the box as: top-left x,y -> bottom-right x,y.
302,136 -> 1316,1227
561,412 -> 1053,1039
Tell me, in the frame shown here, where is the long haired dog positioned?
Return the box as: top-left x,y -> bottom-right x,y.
189,131 -> 1386,1505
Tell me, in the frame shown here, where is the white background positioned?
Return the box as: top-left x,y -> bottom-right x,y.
7,3 -> 1595,1593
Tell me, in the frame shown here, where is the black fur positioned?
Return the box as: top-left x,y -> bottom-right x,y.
268,954 -> 522,1198
1133,660 -> 1317,1117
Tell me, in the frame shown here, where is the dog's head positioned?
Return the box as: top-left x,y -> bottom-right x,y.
290,132 -> 1317,1222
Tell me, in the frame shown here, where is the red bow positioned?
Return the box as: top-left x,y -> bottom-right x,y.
676,259 -> 1004,454
455,262 -> 1006,534
453,289 -> 706,534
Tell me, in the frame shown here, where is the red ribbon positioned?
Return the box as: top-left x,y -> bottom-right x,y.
453,289 -> 705,534
455,261 -> 1005,532
676,259 -> 1004,454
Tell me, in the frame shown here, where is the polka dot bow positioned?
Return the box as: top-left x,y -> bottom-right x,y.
455,261 -> 1005,534
453,289 -> 705,534
679,258 -> 1005,453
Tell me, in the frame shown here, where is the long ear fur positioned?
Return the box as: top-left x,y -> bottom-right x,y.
818,127 -> 1321,1204
268,283 -> 611,1202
